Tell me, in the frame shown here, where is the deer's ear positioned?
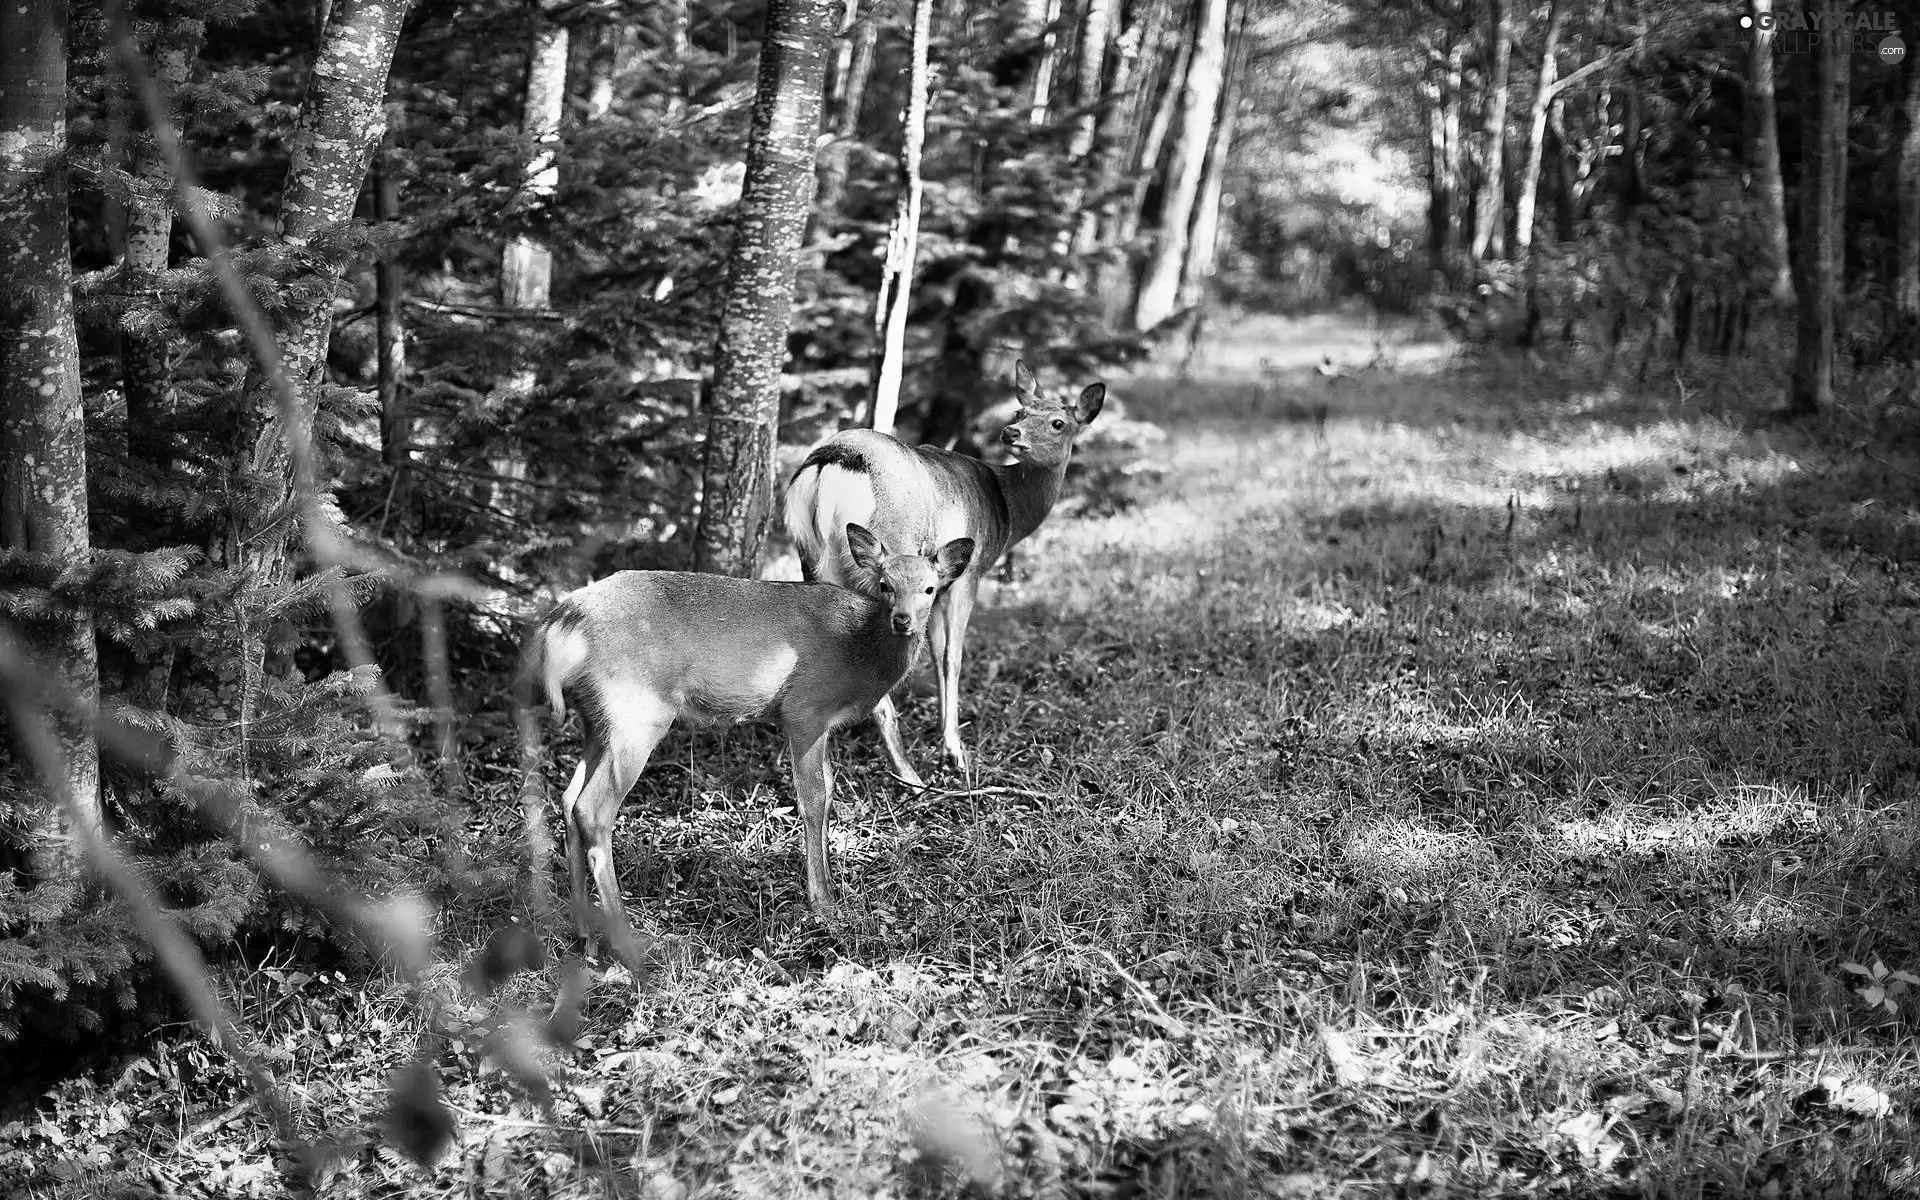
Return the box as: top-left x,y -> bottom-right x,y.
844,523 -> 885,571
1013,359 -> 1038,399
1074,382 -> 1106,425
934,538 -> 975,587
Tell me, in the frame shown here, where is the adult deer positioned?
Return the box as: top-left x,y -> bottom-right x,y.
784,360 -> 1105,784
523,524 -> 974,942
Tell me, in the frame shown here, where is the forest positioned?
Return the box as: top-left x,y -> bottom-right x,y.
4,0 -> 1920,1192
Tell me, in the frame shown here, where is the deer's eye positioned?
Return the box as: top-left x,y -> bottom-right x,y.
1051,418 -> 1065,431
924,586 -> 935,595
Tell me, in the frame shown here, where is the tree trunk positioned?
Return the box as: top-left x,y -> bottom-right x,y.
121,16 -> 204,473
1788,0 -> 1848,416
1546,107 -> 1577,240
587,23 -> 641,118
502,17 -> 568,312
230,0 -> 411,587
375,127 -> 408,490
816,0 -> 877,220
690,0 -> 835,576
1178,0 -> 1245,307
1069,0 -> 1118,159
1747,0 -> 1793,304
1111,13 -> 1188,251
869,0 -> 935,435
0,0 -> 101,881
1469,0 -> 1511,264
1026,0 -> 1063,124
667,0 -> 692,119
1134,0 -> 1228,331
1512,0 -> 1564,266
1068,0 -> 1127,256
1897,54 -> 1920,320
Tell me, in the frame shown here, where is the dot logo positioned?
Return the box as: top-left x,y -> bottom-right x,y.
1883,34 -> 1907,63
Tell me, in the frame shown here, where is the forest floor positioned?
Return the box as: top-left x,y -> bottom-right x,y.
13,311 -> 1920,1198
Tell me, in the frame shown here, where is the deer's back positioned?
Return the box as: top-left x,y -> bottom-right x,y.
811,430 -> 1013,569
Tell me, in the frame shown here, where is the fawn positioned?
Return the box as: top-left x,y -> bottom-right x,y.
783,359 -> 1104,784
523,523 -> 974,940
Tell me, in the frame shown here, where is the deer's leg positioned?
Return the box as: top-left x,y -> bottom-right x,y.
869,692 -> 924,788
558,759 -> 592,933
930,584 -> 977,775
785,722 -> 838,911
570,697 -> 671,960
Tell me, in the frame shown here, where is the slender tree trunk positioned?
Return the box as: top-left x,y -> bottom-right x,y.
816,0 -> 877,220
1789,0 -> 1848,416
230,0 -> 411,586
121,16 -> 204,473
1897,55 -> 1920,320
1113,19 -> 1188,250
1512,0 -> 1564,266
1424,72 -> 1450,278
375,126 -> 408,489
666,0 -> 692,119
1747,0 -> 1793,304
1069,0 -> 1128,256
1470,0 -> 1512,264
0,0 -> 101,881
1070,0 -> 1117,158
1027,0 -> 1063,124
1546,106 -> 1577,240
869,0 -> 934,434
1178,0 -> 1245,307
691,0 -> 835,576
1135,0 -> 1228,331
502,17 -> 568,312
588,23 -> 641,118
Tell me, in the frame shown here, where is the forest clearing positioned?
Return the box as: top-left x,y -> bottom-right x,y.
9,314 -> 1920,1195
6,0 -> 1920,1191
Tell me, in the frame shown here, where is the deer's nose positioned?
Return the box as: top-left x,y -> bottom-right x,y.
891,613 -> 913,634
1001,425 -> 1020,445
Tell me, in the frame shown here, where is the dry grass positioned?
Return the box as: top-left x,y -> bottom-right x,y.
13,313 -> 1920,1198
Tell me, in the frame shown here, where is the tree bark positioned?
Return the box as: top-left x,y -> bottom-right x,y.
816,0 -> 877,220
587,23 -> 641,118
1747,0 -> 1793,304
231,0 -> 411,585
374,126 -> 408,488
1788,0 -> 1848,416
1026,0 -> 1064,124
1512,0 -> 1564,265
1178,0 -> 1245,307
1111,6 -> 1187,251
1134,0 -> 1228,331
691,0 -> 836,576
502,17 -> 569,312
0,0 -> 102,882
1897,54 -> 1920,320
121,16 -> 205,473
869,0 -> 935,435
1469,0 -> 1512,264
1069,0 -> 1118,159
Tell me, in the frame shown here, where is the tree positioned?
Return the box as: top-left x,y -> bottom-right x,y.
120,15 -> 205,472
869,0 -> 936,435
230,0 -> 412,586
0,0 -> 101,879
1747,0 -> 1793,304
1135,0 -> 1229,331
1898,54 -> 1920,322
1469,0 -> 1512,264
1179,0 -> 1247,306
1511,0 -> 1566,265
1788,0 -> 1849,416
502,12 -> 569,315
690,0 -> 837,576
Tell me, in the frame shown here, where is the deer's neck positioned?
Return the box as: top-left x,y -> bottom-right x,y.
992,459 -> 1067,550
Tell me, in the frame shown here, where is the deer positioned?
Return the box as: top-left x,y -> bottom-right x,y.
522,523 -> 975,944
783,359 -> 1105,786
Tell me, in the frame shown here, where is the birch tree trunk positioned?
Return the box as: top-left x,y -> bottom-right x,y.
231,0 -> 411,585
1070,0 -> 1117,159
1788,0 -> 1848,416
1747,0 -> 1793,304
375,127 -> 408,486
869,0 -> 935,435
1469,0 -> 1511,264
121,16 -> 205,473
1134,0 -> 1228,331
690,0 -> 835,576
1178,0 -> 1245,307
1026,0 -> 1063,124
0,0 -> 102,881
502,17 -> 569,313
1512,0 -> 1564,266
1896,55 -> 1920,320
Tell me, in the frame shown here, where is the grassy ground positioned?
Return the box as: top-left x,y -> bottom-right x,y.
12,313 -> 1920,1198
